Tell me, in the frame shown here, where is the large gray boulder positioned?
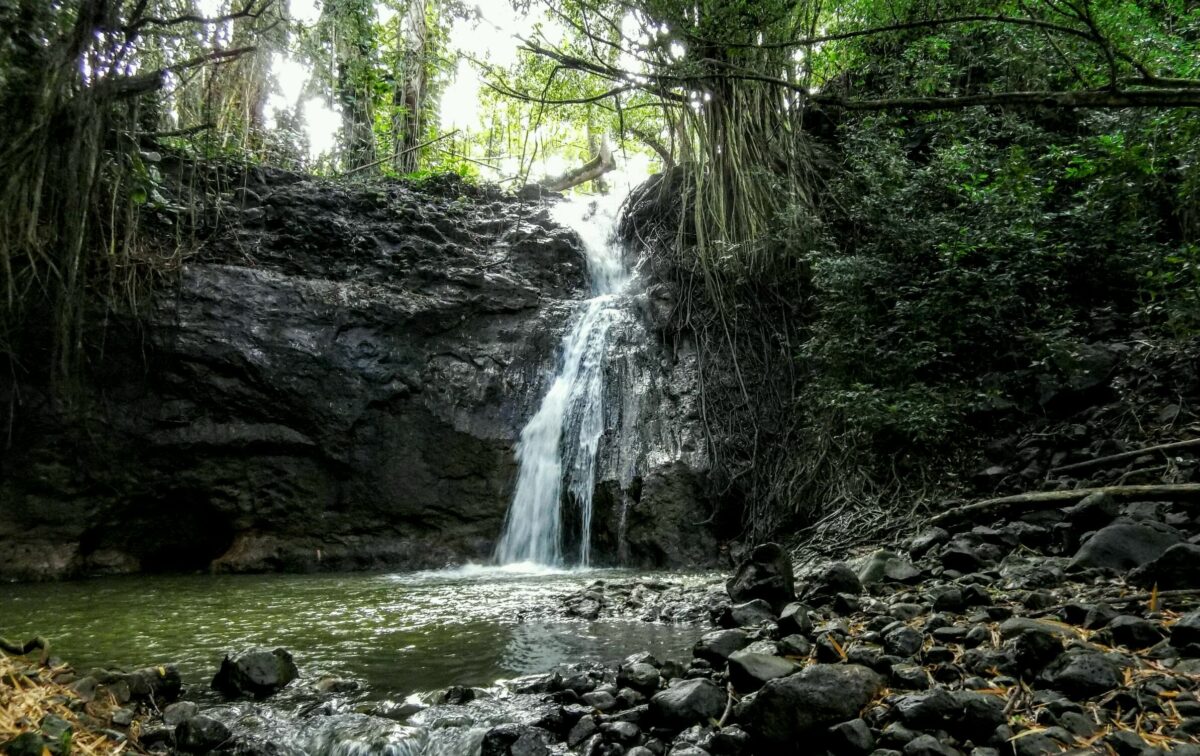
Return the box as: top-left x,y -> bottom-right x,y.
212,647 -> 299,699
736,664 -> 884,751
1068,519 -> 1181,572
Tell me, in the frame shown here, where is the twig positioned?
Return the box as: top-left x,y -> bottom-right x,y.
340,130 -> 460,176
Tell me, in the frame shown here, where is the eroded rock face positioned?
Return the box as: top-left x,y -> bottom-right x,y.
0,171 -> 719,579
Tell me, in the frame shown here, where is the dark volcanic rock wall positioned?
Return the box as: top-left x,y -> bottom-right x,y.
0,171 -> 718,580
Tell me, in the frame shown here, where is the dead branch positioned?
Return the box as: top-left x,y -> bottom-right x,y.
1051,438 -> 1200,475
543,141 -> 617,192
929,484 -> 1200,527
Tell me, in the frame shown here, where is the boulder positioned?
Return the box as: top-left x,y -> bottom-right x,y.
1171,609 -> 1200,649
1106,615 -> 1165,649
649,678 -> 727,729
727,650 -> 800,692
1129,543 -> 1200,589
1068,520 -> 1181,572
211,647 -> 299,699
800,562 -> 864,603
1042,650 -> 1123,698
858,550 -> 920,586
736,664 -> 884,751
726,543 -> 796,611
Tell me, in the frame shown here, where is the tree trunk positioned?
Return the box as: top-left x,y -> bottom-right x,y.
393,0 -> 427,174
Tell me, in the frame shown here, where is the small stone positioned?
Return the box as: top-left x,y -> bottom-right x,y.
719,599 -> 776,628
649,678 -> 727,729
693,629 -> 750,664
884,626 -> 924,658
582,690 -> 617,711
162,701 -> 199,727
175,716 -> 231,754
111,708 -> 135,727
828,718 -> 875,754
778,602 -> 813,636
904,734 -> 962,756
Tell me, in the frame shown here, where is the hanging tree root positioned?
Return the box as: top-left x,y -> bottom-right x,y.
929,484 -> 1200,528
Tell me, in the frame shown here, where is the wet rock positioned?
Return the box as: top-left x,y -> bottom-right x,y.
125,665 -> 183,702
1043,649 -> 1122,698
649,678 -> 727,729
1068,520 -> 1181,571
568,716 -> 598,748
601,721 -> 641,744
481,723 -> 553,756
884,625 -> 924,658
726,650 -> 799,693
1129,543 -> 1200,589
859,551 -> 921,586
893,689 -> 958,730
908,528 -> 950,559
175,716 -> 231,753
726,543 -> 796,611
778,603 -> 813,636
701,724 -> 752,755
801,562 -> 863,603
903,734 -> 961,756
163,701 -> 199,728
583,690 -> 618,711
718,599 -> 775,628
618,662 -> 662,693
828,718 -> 875,755
693,629 -> 750,664
736,664 -> 884,751
212,647 -> 299,699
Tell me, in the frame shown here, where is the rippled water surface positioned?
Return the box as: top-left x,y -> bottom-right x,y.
0,566 -> 712,700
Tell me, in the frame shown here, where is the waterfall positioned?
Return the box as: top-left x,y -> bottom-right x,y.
495,195 -> 630,567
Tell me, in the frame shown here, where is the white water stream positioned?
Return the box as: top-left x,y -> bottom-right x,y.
495,195 -> 631,567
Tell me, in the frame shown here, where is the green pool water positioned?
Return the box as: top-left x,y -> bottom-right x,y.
0,565 -> 711,702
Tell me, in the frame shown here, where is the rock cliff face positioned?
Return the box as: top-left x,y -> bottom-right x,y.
0,171 -> 719,580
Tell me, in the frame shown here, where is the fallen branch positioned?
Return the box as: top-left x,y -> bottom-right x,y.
340,130 -> 460,176
1051,438 -> 1200,475
543,142 -> 616,192
929,484 -> 1200,527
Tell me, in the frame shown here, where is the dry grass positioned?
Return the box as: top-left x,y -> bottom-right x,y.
0,653 -> 133,755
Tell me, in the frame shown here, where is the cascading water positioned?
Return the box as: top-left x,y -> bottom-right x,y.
495,195 -> 630,567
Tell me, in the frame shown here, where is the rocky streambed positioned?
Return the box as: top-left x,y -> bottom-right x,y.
6,484 -> 1200,755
